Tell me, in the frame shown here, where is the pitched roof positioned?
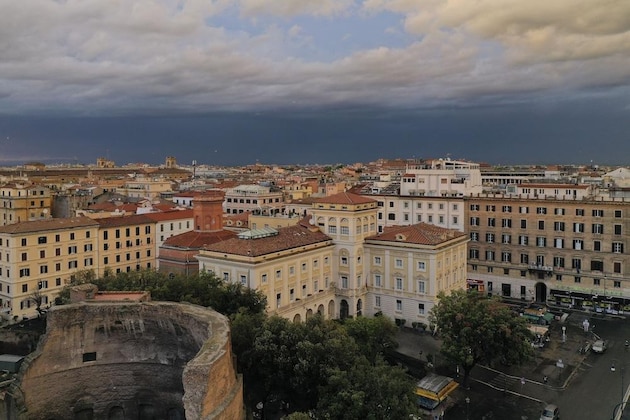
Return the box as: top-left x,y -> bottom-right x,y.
365,223 -> 467,246
0,217 -> 99,234
162,229 -> 237,249
94,214 -> 155,228
143,209 -> 194,222
313,191 -> 376,205
201,223 -> 332,257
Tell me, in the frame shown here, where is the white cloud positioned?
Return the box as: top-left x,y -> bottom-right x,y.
0,0 -> 627,115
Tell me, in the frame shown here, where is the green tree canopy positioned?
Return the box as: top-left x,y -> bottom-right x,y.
429,289 -> 534,387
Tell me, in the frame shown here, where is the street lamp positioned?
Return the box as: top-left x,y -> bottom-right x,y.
465,397 -> 470,420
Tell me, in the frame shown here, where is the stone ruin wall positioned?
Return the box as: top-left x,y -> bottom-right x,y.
9,301 -> 243,420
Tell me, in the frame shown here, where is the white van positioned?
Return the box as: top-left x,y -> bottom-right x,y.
592,340 -> 607,353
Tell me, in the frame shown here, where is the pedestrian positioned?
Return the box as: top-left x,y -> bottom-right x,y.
543,376 -> 548,384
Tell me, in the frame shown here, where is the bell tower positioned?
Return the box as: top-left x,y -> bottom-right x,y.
193,193 -> 224,232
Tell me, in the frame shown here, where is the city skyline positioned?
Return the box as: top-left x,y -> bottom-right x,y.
0,1 -> 628,166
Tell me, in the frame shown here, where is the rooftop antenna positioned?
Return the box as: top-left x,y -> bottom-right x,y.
192,160 -> 197,186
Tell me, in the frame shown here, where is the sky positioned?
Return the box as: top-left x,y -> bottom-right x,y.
0,0 -> 628,166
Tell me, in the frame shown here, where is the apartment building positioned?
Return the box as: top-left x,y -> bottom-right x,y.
0,217 -> 100,318
224,184 -> 284,215
95,214 -> 156,277
196,192 -> 466,325
465,193 -> 629,313
364,223 -> 468,326
0,182 -> 53,226
144,209 -> 194,264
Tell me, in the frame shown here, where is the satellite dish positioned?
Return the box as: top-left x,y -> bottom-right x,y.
309,218 -> 315,225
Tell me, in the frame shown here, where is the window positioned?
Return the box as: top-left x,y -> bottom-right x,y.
417,261 -> 426,271
22,284 -> 28,293
70,233 -> 75,240
261,274 -> 267,283
418,303 -> 425,315
594,240 -> 601,251
590,260 -> 604,272
396,300 -> 402,311
68,260 -> 78,269
289,266 -> 295,275
520,254 -> 529,264
615,225 -> 622,235
40,250 -> 45,258
554,222 -> 565,232
615,210 -> 622,218
84,244 -> 93,252
538,221 -> 545,230
37,236 -> 47,244
84,258 -> 93,266
573,223 -> 584,233
21,252 -> 27,261
470,204 -> 480,211
614,262 -> 622,273
68,246 -> 77,254
614,281 -> 621,288
576,209 -> 585,216
395,259 -> 403,268
276,293 -> 281,308
574,277 -> 581,284
396,278 -> 403,290
374,274 -> 382,287
502,234 -> 511,244
502,205 -> 512,213
328,226 -> 337,234
374,256 -> 381,265
486,233 -> 495,243
556,274 -> 562,281
488,218 -> 496,227
240,275 -> 247,285
341,256 -> 348,265
19,268 -> 30,277
276,269 -> 282,278
341,276 -> 348,289
572,258 -> 581,270
21,238 -> 27,246
502,219 -> 512,228
470,232 -> 479,241
470,249 -> 479,259
375,296 -> 381,307
536,207 -> 547,214
486,205 -> 495,211
388,214 -> 396,221
501,251 -> 511,262
40,265 -> 48,274
554,208 -> 565,215
520,219 -> 527,229
555,238 -> 564,249
486,250 -> 495,261
594,278 -> 601,286
519,206 -> 529,214
519,235 -> 529,246
592,224 -> 604,234
613,242 -> 624,253
55,234 -> 61,242
536,237 -> 546,247
340,226 -> 349,235
418,280 -> 425,294
573,239 -> 583,250
592,209 -> 604,217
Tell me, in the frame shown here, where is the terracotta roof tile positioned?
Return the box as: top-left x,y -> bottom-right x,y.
202,224 -> 331,257
0,217 -> 99,234
94,214 -> 155,228
313,191 -> 376,205
365,223 -> 467,246
162,230 -> 237,249
143,209 -> 194,222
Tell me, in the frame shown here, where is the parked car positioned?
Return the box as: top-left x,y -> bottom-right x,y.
540,403 -> 560,420
592,339 -> 607,353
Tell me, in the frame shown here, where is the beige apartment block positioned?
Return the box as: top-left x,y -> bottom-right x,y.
465,194 -> 629,313
95,214 -> 156,277
115,177 -> 174,199
363,223 -> 469,326
0,182 -> 53,226
196,221 -> 336,322
0,217 -> 100,319
224,184 -> 284,215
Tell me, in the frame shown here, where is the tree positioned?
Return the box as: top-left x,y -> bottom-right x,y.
28,289 -> 46,317
429,289 -> 534,388
343,315 -> 398,363
315,356 -> 419,420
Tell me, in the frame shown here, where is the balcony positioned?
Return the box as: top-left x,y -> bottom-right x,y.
528,264 -> 553,273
